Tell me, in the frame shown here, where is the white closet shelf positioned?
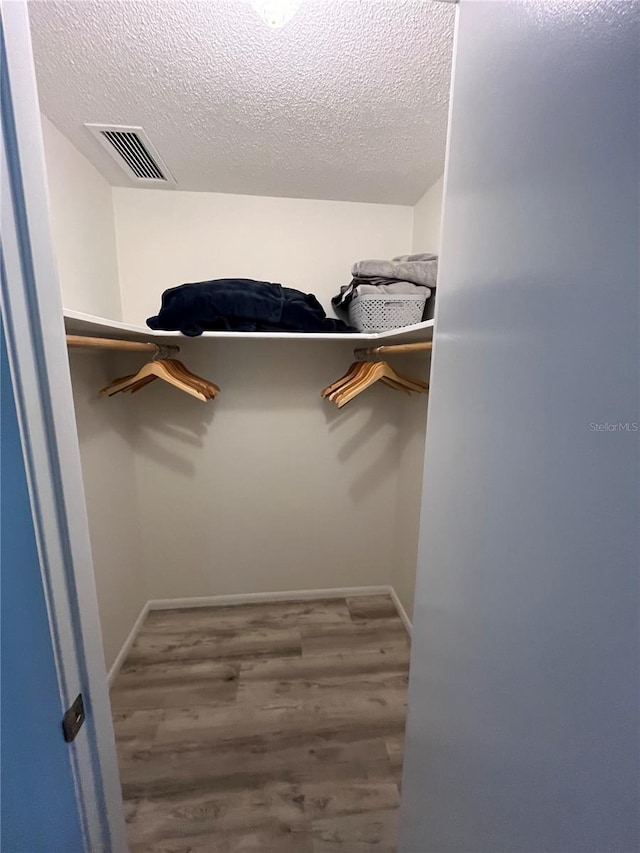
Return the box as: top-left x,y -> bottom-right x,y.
63,309 -> 434,344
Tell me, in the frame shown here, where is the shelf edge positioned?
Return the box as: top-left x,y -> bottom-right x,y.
63,309 -> 434,343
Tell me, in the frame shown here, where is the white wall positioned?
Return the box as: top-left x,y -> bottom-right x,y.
125,338 -> 406,600
108,186 -> 419,603
112,188 -> 413,324
401,2 -> 640,850
392,355 -> 430,619
41,116 -> 122,320
412,174 -> 443,253
68,354 -> 147,671
388,177 -> 444,618
45,127 -> 428,639
42,118 -> 146,671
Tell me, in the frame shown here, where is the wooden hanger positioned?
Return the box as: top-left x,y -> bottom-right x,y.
321,356 -> 428,408
328,362 -> 378,403
321,362 -> 362,398
106,372 -> 158,395
164,359 -> 220,399
100,359 -> 218,401
333,361 -> 427,407
68,335 -> 220,401
322,361 -> 411,400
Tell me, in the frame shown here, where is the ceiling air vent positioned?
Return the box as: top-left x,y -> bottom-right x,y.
86,124 -> 175,186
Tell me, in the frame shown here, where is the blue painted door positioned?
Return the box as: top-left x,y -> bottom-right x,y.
1,321 -> 85,852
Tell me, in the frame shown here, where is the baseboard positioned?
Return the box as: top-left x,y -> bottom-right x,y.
147,586 -> 393,611
106,601 -> 149,687
388,586 -> 413,637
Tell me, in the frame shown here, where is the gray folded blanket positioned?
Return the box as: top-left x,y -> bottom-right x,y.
392,253 -> 436,263
332,252 -> 438,311
353,276 -> 430,288
354,282 -> 432,298
352,253 -> 438,288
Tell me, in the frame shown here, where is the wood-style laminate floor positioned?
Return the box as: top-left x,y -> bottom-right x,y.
111,595 -> 410,853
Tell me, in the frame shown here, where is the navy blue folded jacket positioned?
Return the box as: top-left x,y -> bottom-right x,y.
147,279 -> 354,336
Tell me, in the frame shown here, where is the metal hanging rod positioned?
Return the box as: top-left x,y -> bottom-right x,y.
354,341 -> 433,358
65,334 -> 179,355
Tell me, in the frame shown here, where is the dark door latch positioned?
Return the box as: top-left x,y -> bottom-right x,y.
62,693 -> 85,743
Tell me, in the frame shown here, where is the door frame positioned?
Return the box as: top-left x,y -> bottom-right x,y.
1,3 -> 128,850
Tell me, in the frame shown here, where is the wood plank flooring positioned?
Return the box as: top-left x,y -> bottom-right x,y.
111,595 -> 410,852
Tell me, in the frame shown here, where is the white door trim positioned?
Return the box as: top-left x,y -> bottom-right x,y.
0,4 -> 127,850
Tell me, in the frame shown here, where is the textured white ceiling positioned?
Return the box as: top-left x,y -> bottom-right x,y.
29,0 -> 455,204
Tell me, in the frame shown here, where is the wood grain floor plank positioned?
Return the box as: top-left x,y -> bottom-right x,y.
112,708 -> 164,746
300,621 -> 409,658
239,648 -> 410,683
111,659 -> 240,711
116,658 -> 240,686
385,735 -> 406,786
127,780 -> 398,849
346,594 -> 400,622
236,668 -> 408,706
298,780 -> 400,821
119,737 -> 393,799
312,808 -> 398,852
143,599 -> 352,633
111,681 -> 239,712
130,821 -> 313,853
111,597 -> 410,851
126,626 -> 303,665
127,782 -> 313,843
152,699 -> 407,751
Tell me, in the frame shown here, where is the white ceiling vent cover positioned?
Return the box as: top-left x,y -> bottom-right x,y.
86,124 -> 175,186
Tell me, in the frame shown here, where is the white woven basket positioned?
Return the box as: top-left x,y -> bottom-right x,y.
348,293 -> 427,333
